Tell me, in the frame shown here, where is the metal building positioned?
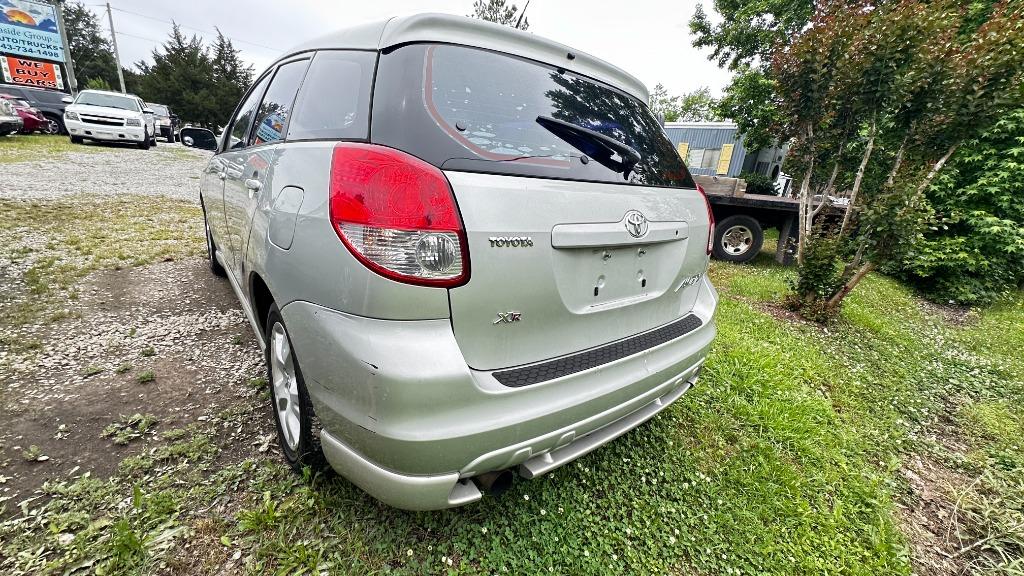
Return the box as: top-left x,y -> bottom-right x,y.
663,121 -> 786,180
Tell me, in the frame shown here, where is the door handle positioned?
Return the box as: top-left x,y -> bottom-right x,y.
244,178 -> 262,194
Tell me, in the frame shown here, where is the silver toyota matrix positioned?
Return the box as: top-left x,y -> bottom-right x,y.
184,13 -> 718,510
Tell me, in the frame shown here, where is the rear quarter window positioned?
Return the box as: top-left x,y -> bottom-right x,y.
371,44 -> 695,189
287,50 -> 376,141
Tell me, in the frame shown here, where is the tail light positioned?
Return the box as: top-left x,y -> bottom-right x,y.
697,183 -> 715,255
329,143 -> 469,287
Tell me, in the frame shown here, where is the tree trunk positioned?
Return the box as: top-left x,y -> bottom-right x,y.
885,133 -> 909,188
822,138 -> 846,196
797,164 -> 813,264
827,261 -> 875,309
796,124 -> 815,265
915,144 -> 959,196
840,118 -> 877,237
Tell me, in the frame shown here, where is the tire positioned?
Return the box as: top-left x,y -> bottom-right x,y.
70,135 -> 83,144
151,135 -> 158,147
203,206 -> 227,278
265,304 -> 327,472
137,137 -> 150,150
712,214 -> 764,263
44,115 -> 63,135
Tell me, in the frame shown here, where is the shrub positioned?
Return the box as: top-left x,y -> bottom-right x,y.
741,172 -> 777,195
784,232 -> 845,322
897,108 -> 1024,304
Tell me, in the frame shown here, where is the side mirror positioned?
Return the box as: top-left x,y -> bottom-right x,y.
142,108 -> 154,114
179,127 -> 218,151
61,95 -> 73,104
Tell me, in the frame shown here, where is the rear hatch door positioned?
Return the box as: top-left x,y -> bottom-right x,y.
371,43 -> 710,370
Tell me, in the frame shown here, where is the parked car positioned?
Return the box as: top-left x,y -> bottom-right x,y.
0,97 -> 22,136
0,93 -> 47,133
63,89 -> 157,149
0,85 -> 71,134
181,13 -> 717,511
146,102 -> 177,142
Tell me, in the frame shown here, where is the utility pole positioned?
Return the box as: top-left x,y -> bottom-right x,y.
106,2 -> 126,93
53,1 -> 78,94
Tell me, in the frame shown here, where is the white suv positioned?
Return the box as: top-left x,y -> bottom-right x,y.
62,90 -> 157,149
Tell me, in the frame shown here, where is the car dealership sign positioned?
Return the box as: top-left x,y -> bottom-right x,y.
1,54 -> 63,88
0,0 -> 65,62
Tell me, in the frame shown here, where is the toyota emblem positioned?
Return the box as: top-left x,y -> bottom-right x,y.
624,210 -> 649,238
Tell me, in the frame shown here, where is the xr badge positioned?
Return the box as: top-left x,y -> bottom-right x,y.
493,312 -> 523,325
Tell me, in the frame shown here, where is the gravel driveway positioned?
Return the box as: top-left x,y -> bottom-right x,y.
0,140 -> 211,202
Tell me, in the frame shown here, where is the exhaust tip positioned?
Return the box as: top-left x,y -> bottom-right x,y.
474,469 -> 514,497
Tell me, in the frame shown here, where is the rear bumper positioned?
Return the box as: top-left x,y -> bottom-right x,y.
319,366 -> 702,510
282,276 -> 718,510
0,116 -> 22,132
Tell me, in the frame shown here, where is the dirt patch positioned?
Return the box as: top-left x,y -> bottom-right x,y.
918,298 -> 979,327
0,258 -> 269,513
898,454 -> 973,576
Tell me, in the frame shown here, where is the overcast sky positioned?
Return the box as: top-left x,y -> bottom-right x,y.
83,0 -> 731,99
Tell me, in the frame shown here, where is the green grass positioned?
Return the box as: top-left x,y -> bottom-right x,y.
0,133 -> 99,164
0,195 -> 203,328
1,225 -> 1022,574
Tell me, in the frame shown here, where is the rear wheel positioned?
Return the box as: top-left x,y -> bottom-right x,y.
712,215 -> 764,263
265,304 -> 326,472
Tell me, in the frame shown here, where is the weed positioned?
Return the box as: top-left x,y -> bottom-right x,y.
81,365 -> 103,377
136,371 -> 155,384
103,414 -> 159,445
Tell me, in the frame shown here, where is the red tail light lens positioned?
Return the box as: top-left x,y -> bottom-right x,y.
329,143 -> 469,287
697,183 -> 715,255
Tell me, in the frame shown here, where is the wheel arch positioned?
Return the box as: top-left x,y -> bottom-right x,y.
250,272 -> 276,339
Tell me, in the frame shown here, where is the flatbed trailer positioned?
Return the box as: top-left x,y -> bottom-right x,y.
694,175 -> 839,264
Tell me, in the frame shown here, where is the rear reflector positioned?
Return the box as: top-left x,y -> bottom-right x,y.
697,183 -> 715,255
329,143 -> 469,287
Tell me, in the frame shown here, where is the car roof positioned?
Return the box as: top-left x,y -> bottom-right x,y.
281,13 -> 649,102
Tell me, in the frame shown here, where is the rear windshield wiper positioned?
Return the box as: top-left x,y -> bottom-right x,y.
536,115 -> 641,179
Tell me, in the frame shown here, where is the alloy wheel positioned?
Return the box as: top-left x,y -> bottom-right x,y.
270,322 -> 301,452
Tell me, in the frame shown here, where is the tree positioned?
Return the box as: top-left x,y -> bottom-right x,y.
61,1 -> 119,90
715,68 -> 783,151
776,0 -> 1024,317
650,84 -> 719,122
690,0 -> 815,70
209,30 -> 254,126
689,0 -> 815,161
132,25 -> 218,126
469,0 -> 529,29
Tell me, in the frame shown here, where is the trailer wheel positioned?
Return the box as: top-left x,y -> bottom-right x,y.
713,215 -> 764,263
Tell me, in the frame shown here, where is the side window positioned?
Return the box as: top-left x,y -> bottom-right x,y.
250,59 -> 309,146
226,73 -> 272,151
287,50 -> 376,141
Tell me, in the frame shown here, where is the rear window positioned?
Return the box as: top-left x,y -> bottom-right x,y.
372,44 -> 695,189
